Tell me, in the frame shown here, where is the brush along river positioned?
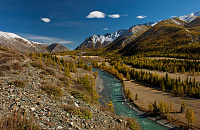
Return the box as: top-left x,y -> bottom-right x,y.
93,68 -> 174,130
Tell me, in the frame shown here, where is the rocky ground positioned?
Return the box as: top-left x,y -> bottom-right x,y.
0,49 -> 129,130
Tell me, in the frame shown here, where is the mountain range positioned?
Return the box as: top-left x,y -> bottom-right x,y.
75,11 -> 200,53
0,31 -> 70,53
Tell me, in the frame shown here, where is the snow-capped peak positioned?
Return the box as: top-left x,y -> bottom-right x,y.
0,31 -> 33,46
179,11 -> 200,22
90,29 -> 128,44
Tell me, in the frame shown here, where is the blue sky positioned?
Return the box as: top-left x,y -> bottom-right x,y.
0,0 -> 200,50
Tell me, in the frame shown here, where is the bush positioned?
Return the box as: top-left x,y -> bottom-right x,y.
8,80 -> 25,88
70,90 -> 91,103
126,117 -> 141,130
12,61 -> 23,70
22,63 -> 29,67
0,110 -> 40,130
0,70 -> 4,76
40,84 -> 63,97
59,76 -> 69,85
31,61 -> 45,69
61,105 -> 93,119
45,67 -> 56,76
0,64 -> 11,71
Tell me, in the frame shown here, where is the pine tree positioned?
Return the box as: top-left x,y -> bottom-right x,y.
169,103 -> 173,112
181,100 -> 186,113
161,82 -> 165,92
159,100 -> 164,114
164,102 -> 169,116
135,93 -> 138,100
126,72 -> 131,81
189,68 -> 192,75
185,108 -> 196,126
148,103 -> 154,112
153,101 -> 158,113
182,67 -> 185,74
127,89 -> 132,100
192,68 -> 196,76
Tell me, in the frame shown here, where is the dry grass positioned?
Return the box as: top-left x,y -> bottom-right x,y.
8,80 -> 26,88
0,70 -> 4,76
0,110 -> 40,130
40,84 -> 63,97
59,76 -> 69,85
31,61 -> 45,69
61,105 -> 93,119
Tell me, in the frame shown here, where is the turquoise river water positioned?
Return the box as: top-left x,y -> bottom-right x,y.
93,68 -> 169,130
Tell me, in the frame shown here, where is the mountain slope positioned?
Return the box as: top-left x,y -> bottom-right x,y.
179,11 -> 200,22
105,25 -> 151,51
0,31 -> 48,53
75,29 -> 127,50
46,43 -> 70,53
119,19 -> 200,56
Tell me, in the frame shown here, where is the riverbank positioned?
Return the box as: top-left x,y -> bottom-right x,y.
94,67 -> 177,129
124,79 -> 200,129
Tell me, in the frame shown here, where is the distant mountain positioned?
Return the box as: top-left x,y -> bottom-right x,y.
0,31 -> 48,53
119,12 -> 200,56
105,25 -> 151,51
75,29 -> 128,50
46,43 -> 70,53
179,11 -> 200,22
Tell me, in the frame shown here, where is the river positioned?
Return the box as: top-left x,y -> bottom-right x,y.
93,68 -> 169,130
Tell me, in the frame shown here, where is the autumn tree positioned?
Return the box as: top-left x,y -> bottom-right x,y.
181,100 -> 186,113
185,108 -> 196,126
169,103 -> 173,112
106,101 -> 114,111
148,103 -> 154,112
135,93 -> 138,100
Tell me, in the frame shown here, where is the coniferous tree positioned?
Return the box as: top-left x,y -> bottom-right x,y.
181,100 -> 186,113
135,93 -> 138,100
148,103 -> 154,112
182,67 -> 185,74
185,108 -> 196,126
169,103 -> 173,112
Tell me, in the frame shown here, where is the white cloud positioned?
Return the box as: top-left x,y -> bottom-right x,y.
103,28 -> 109,30
41,18 -> 51,23
86,11 -> 106,18
19,33 -> 73,44
108,14 -> 121,18
171,16 -> 177,18
136,15 -> 147,19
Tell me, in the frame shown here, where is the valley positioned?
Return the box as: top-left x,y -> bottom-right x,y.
0,9 -> 200,130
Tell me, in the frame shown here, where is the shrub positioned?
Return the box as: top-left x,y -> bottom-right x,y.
126,117 -> 141,130
40,84 -> 63,97
61,105 -> 93,119
40,68 -> 56,76
22,63 -> 29,67
59,76 -> 69,85
12,61 -> 23,70
0,64 -> 11,71
39,74 -> 46,79
40,70 -> 48,75
70,90 -> 91,103
31,61 -> 45,69
0,70 -> 4,76
8,80 -> 25,88
45,67 -> 56,76
0,110 -> 40,130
